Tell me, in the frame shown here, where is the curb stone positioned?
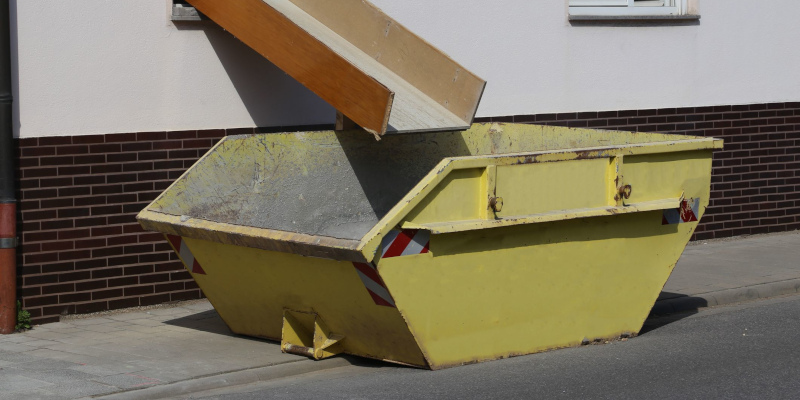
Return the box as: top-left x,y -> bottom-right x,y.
85,357 -> 354,400
651,278 -> 800,315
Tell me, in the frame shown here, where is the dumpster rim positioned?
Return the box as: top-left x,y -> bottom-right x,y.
137,209 -> 367,263
138,127 -> 721,263
356,136 -> 722,260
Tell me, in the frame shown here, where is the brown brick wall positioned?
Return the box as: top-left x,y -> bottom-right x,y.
13,102 -> 800,324
14,125 -> 332,324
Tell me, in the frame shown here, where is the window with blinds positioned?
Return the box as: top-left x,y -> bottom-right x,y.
569,0 -> 690,17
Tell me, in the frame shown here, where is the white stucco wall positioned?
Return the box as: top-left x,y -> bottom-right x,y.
11,0 -> 800,138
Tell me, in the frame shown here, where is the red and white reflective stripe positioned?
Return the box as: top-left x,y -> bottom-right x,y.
351,229 -> 431,307
380,229 -> 430,259
166,235 -> 206,275
662,198 -> 700,225
352,262 -> 395,307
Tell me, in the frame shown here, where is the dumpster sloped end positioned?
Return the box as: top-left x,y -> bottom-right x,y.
169,235 -> 430,368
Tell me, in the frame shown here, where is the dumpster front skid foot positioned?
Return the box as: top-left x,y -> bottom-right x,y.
281,309 -> 344,360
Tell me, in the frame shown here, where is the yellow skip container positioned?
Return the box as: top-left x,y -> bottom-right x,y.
137,123 -> 722,369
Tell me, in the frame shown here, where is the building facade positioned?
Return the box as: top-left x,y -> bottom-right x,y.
9,0 -> 800,323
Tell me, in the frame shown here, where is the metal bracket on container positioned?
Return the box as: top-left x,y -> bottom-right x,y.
0,237 -> 17,249
281,309 -> 344,360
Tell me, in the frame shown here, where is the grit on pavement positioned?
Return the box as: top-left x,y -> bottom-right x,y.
0,230 -> 798,400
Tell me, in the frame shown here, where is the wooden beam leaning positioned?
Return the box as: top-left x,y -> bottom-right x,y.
187,0 -> 394,135
291,0 -> 486,124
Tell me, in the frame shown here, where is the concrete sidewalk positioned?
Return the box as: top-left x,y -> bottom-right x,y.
655,230 -> 800,315
0,231 -> 798,400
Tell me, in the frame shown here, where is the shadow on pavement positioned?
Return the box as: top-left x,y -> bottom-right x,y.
163,309 -> 232,335
162,309 -> 291,344
640,291 -> 709,335
161,293 -> 710,351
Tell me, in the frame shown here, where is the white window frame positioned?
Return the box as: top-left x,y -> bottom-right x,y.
569,0 -> 690,17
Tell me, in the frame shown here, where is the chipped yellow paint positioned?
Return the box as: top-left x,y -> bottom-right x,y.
138,123 -> 722,369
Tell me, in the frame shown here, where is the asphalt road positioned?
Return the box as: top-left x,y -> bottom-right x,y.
191,295 -> 800,400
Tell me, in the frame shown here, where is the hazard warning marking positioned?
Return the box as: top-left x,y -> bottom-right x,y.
352,262 -> 395,307
380,229 -> 430,259
352,229 -> 432,307
663,198 -> 700,225
166,235 -> 207,275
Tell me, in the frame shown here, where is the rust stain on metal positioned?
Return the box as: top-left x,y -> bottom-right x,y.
618,184 -> 632,200
283,344 -> 316,358
489,197 -> 504,213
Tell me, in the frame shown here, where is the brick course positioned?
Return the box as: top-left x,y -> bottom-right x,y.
14,125 -> 332,324
13,103 -> 800,324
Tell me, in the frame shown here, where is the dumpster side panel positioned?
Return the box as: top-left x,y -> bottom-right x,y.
623,150 -> 712,215
181,238 -> 428,367
495,158 -> 610,217
379,150 -> 713,369
380,215 -> 693,369
404,168 -> 484,225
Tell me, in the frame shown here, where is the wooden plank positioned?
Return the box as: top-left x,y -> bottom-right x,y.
186,0 -> 394,135
187,0 -> 486,135
335,111 -> 358,131
289,0 -> 486,123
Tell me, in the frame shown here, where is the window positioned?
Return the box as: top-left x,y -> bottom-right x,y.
569,0 -> 693,18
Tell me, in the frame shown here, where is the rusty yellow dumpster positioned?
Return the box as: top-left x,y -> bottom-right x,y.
137,123 -> 722,369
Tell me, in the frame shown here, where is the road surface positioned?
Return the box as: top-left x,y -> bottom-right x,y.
192,295 -> 800,400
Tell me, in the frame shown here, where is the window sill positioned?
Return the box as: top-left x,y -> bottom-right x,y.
172,4 -> 206,21
569,14 -> 700,21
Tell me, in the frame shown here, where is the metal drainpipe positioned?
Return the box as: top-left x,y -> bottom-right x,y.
0,0 -> 17,334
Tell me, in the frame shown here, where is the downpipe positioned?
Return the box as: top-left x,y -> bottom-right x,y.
0,0 -> 17,334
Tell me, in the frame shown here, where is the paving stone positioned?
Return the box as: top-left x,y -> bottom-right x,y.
0,333 -> 43,344
11,389 -> 69,400
15,358 -> 83,372
106,313 -> 152,322
145,308 -> 189,316
41,327 -> 85,335
0,350 -> 40,363
49,335 -> 112,347
35,322 -> 75,330
27,331 -> 74,341
0,371 -> 53,392
0,342 -> 38,353
92,372 -> 164,389
65,317 -> 116,326
25,349 -> 83,361
40,379 -> 119,398
23,339 -> 64,348
12,366 -> 99,384
81,324 -> 125,333
69,361 -> 145,377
